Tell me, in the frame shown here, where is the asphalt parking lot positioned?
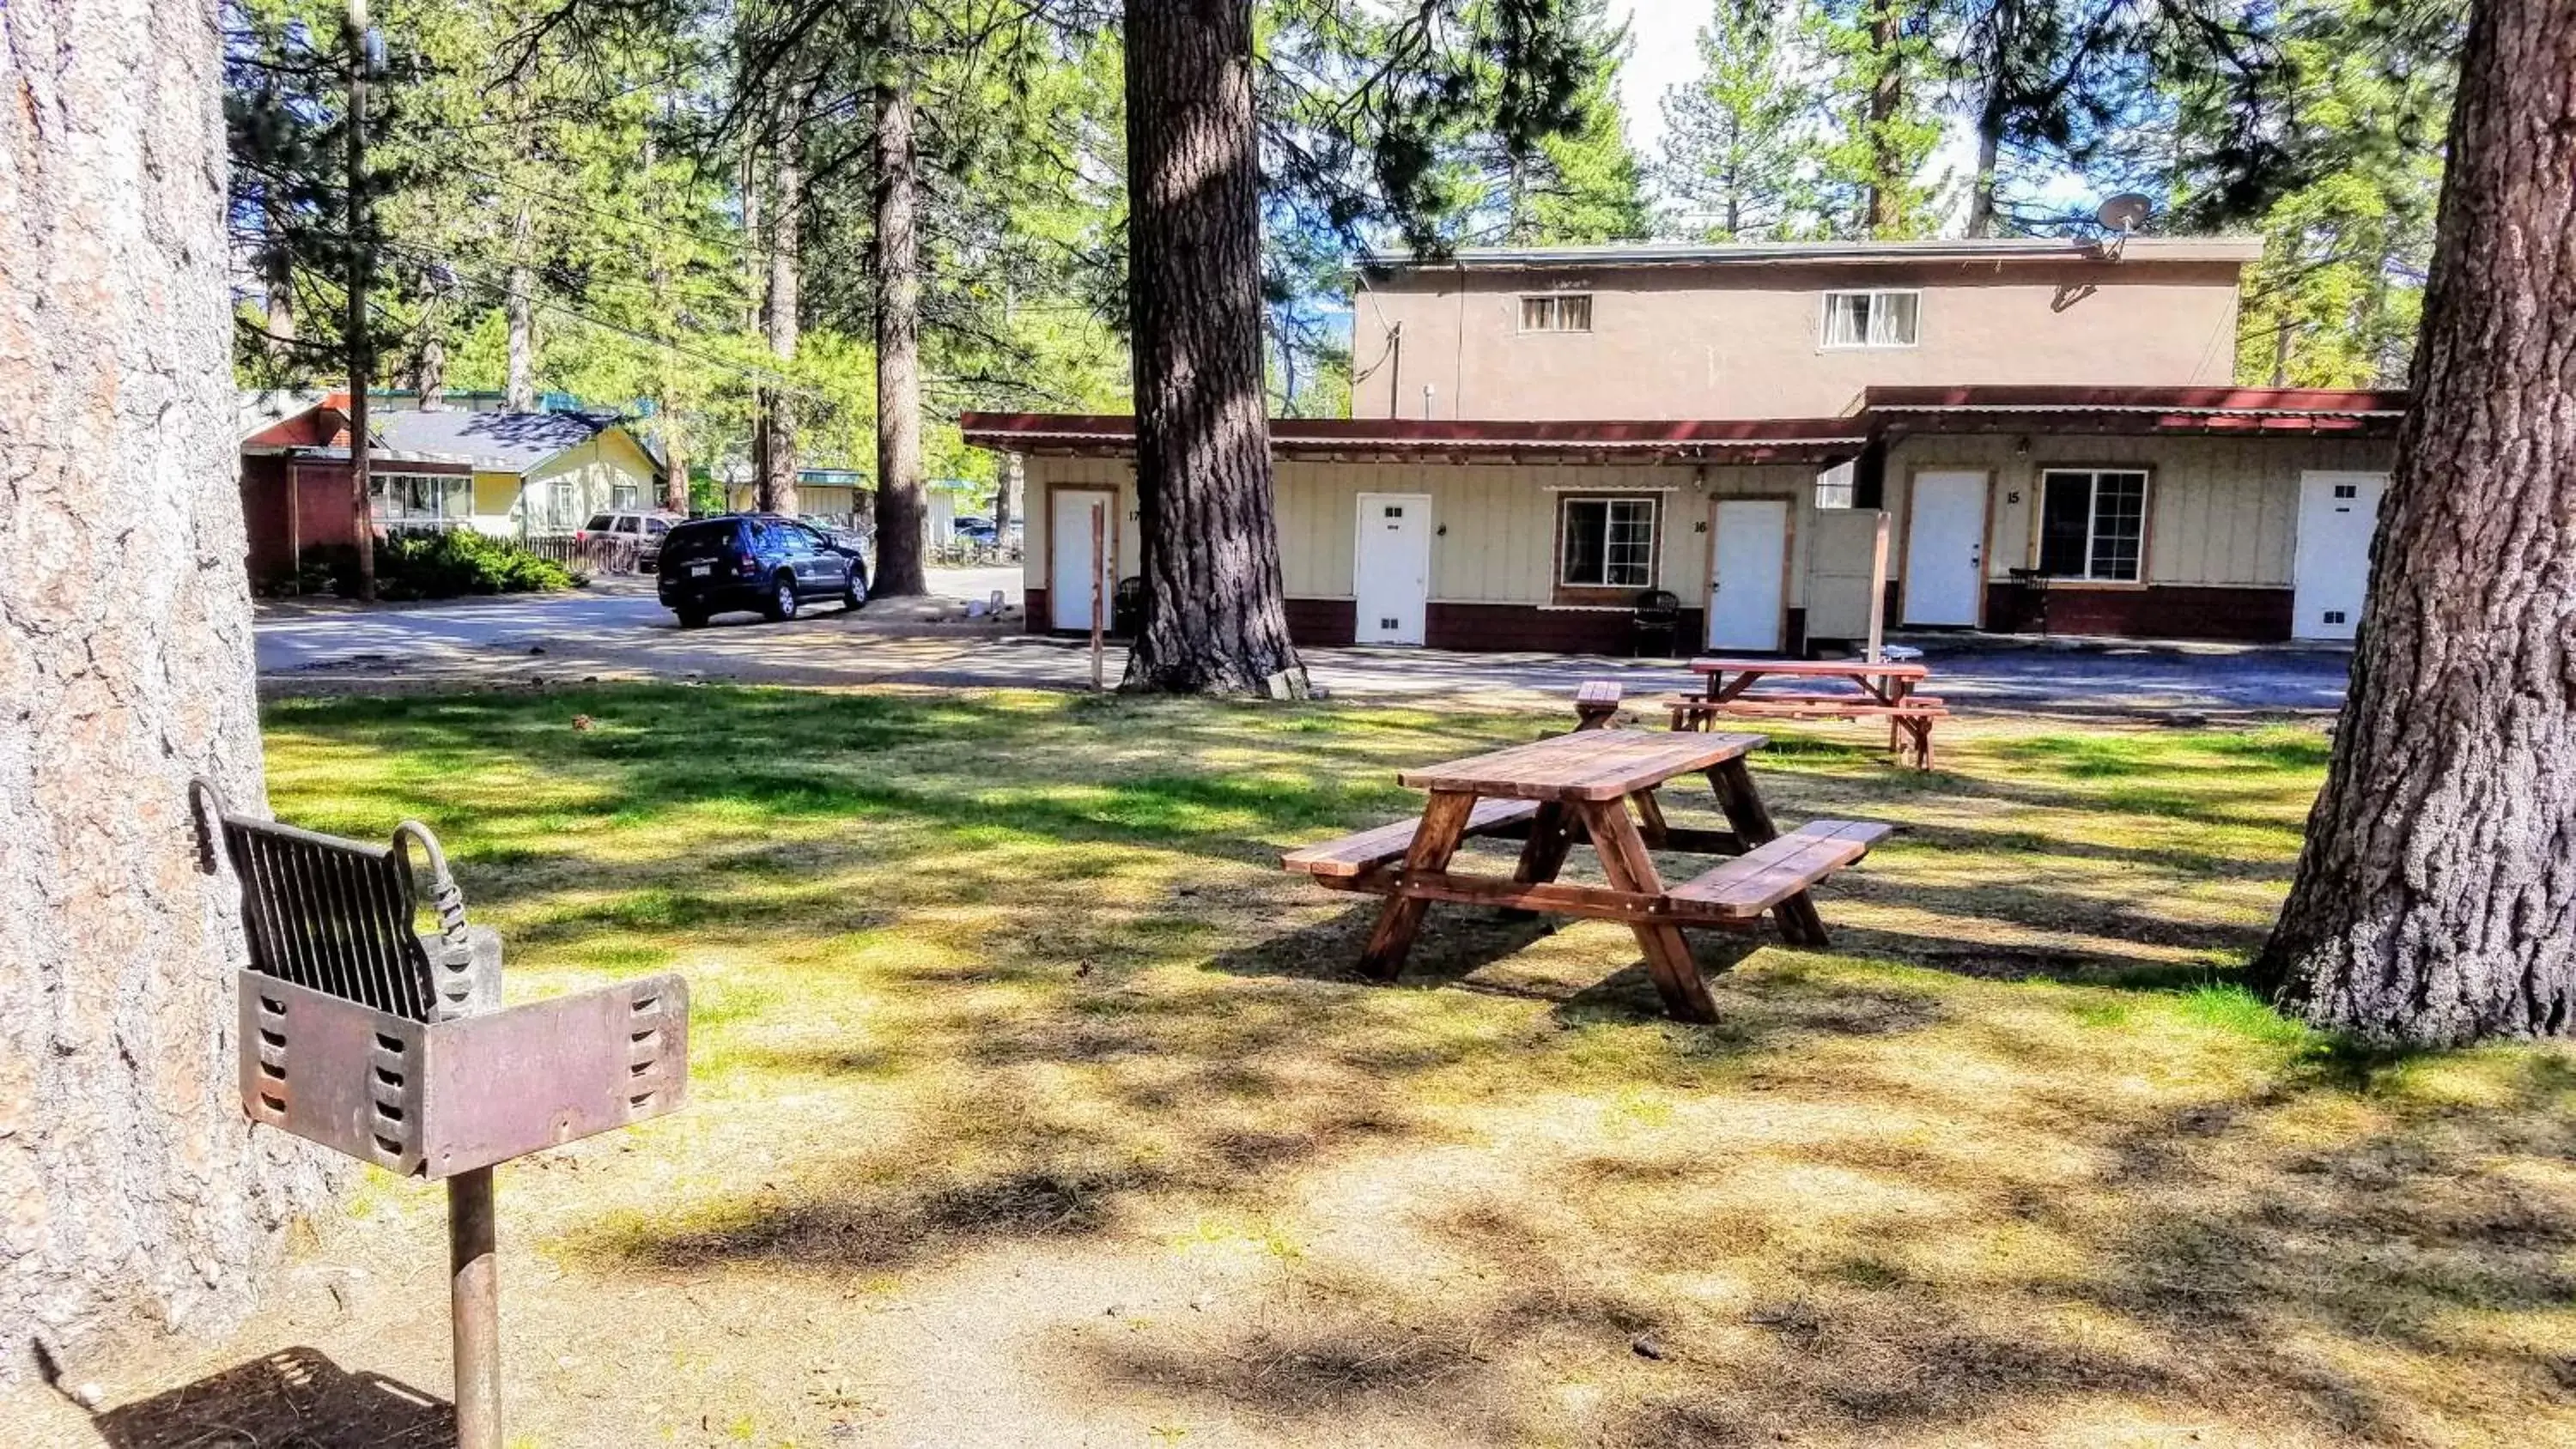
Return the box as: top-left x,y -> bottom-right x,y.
256,573 -> 2352,718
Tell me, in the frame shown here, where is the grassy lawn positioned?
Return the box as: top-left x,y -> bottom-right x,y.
72,686 -> 2576,1446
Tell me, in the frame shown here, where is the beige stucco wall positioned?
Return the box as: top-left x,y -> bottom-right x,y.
1352,258 -> 2245,421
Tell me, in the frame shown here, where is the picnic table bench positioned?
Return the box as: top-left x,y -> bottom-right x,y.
1282,688 -> 1890,1022
1668,658 -> 1947,768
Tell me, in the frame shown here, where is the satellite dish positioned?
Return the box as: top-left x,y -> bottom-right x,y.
2096,192 -> 2154,234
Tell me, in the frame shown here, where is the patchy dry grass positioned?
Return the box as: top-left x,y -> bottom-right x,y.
23,685 -> 2576,1448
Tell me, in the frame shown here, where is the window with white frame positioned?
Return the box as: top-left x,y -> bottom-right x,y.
369,471 -> 470,529
1559,496 -> 1656,589
1814,460 -> 1858,511
530,477 -> 583,532
1519,294 -> 1594,333
1820,289 -> 1920,348
2036,469 -> 2149,581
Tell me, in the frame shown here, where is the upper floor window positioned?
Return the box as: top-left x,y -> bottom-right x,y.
2037,469 -> 2149,581
1559,495 -> 1656,589
1520,294 -> 1593,333
1820,289 -> 1919,349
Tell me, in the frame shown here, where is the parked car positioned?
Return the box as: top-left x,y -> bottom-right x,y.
578,509 -> 683,569
656,513 -> 867,627
799,518 -> 872,555
952,517 -> 1021,547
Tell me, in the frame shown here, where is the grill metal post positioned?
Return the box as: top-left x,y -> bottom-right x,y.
449,1165 -> 501,1449
451,1168 -> 500,1449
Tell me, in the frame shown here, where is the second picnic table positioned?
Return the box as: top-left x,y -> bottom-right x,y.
1282,725 -> 1888,1022
1671,658 -> 1946,768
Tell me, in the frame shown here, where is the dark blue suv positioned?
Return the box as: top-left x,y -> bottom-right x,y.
656,514 -> 867,627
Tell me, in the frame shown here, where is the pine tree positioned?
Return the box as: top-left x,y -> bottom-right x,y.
2257,0 -> 2576,1044
1658,0 -> 1826,241
1504,0 -> 1652,243
1816,0 -> 1947,238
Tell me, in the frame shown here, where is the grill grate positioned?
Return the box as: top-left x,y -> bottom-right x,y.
191,781 -> 442,1022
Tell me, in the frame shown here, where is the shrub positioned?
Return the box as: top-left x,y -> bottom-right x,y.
283,531 -> 579,600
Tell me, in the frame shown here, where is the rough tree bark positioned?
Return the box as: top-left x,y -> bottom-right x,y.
261,186 -> 296,355
659,423 -> 691,516
0,0 -> 336,1385
2255,0 -> 2576,1046
871,72 -> 929,596
504,200 -> 537,412
1964,97 -> 2002,239
1121,0 -> 1308,696
993,452 -> 1020,546
1862,0 -> 1903,236
755,105 -> 803,517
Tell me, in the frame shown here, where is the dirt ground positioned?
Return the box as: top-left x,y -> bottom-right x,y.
6,688 -> 2568,1449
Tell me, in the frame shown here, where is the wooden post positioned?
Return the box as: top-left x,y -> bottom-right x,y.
1089,501 -> 1106,690
1866,508 -> 1891,663
448,1166 -> 501,1449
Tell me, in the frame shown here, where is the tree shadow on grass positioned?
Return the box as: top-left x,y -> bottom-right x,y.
82,1347 -> 450,1448
1054,1022 -> 2576,1446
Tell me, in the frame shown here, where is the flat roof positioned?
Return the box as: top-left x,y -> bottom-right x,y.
963,386 -> 2409,462
1359,236 -> 2264,273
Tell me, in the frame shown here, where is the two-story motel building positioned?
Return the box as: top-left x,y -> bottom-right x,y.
966,237 -> 2403,653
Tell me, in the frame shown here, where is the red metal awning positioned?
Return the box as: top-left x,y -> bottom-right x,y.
958,413 -> 1874,464
1859,385 -> 2407,436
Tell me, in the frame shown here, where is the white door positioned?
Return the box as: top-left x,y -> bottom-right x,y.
2293,471 -> 2388,640
1353,493 -> 1431,645
1049,489 -> 1112,631
1903,470 -> 1989,627
1707,499 -> 1789,652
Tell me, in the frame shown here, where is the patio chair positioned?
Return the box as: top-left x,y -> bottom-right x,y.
1112,574 -> 1145,637
1631,588 -> 1682,658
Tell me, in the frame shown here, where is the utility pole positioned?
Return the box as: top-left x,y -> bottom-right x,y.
344,0 -> 376,601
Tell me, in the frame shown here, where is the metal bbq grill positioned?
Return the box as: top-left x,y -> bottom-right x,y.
191,780 -> 690,1449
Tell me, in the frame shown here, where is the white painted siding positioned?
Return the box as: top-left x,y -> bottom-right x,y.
1884,433 -> 2394,587
1020,430 -> 2396,639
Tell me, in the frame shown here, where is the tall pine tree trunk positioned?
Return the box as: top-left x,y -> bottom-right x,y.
262,185 -> 296,356
1121,0 -> 1307,696
505,201 -> 537,412
1863,0 -> 1903,236
756,97 -> 804,517
2256,0 -> 2576,1045
1965,95 -> 2002,238
871,71 -> 928,597
0,0 -> 334,1385
752,90 -> 799,514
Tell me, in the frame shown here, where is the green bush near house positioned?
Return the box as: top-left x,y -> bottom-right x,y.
283,531 -> 581,599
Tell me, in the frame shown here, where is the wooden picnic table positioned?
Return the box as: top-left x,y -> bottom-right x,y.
1674,657 -> 1947,768
1281,724 -> 1889,1023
